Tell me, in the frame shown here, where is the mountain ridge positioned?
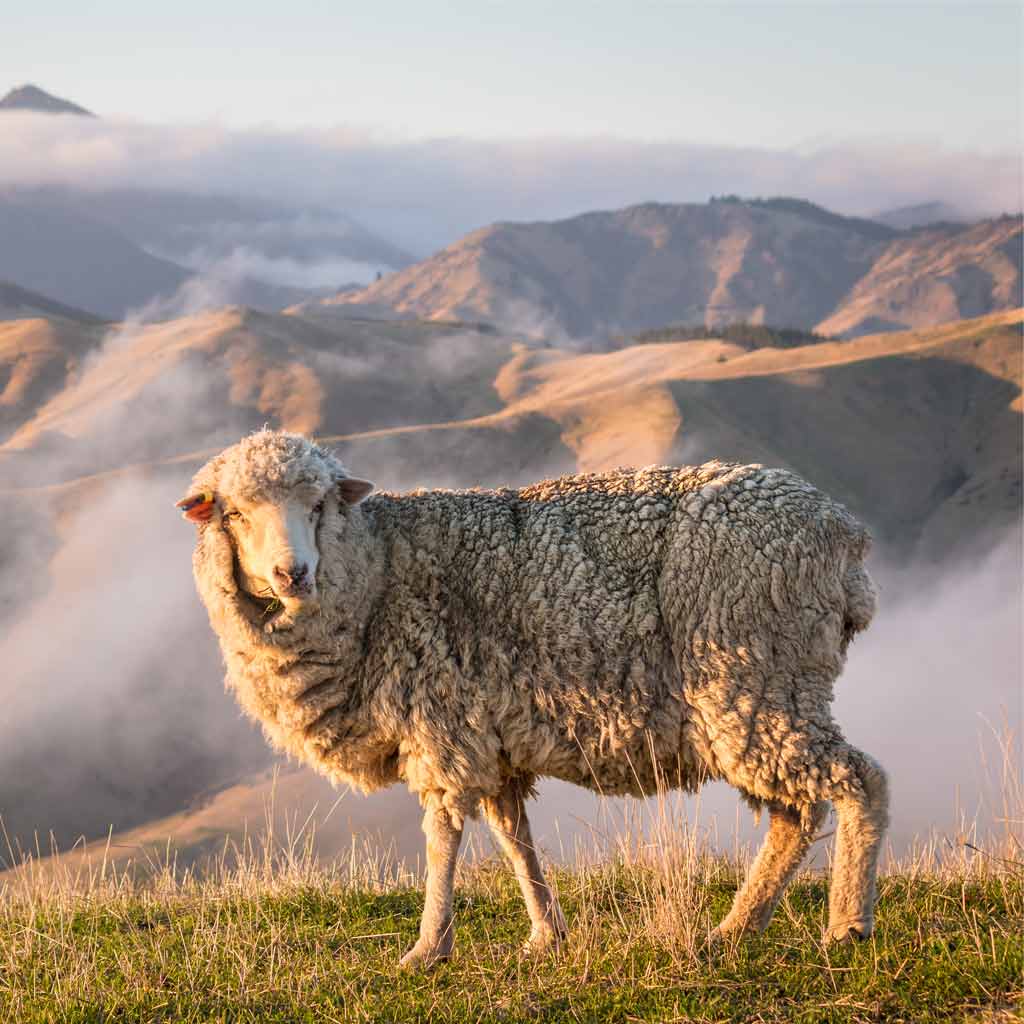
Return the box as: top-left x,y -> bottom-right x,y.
329,198 -> 1022,339
0,280 -> 106,324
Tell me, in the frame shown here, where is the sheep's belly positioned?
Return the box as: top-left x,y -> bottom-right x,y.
538,740 -> 704,798
502,651 -> 695,798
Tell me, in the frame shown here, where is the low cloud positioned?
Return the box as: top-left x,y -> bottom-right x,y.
0,295 -> 271,850
170,246 -> 388,290
0,113 -> 1018,254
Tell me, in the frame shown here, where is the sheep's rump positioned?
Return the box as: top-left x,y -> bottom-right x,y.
452,461 -> 876,803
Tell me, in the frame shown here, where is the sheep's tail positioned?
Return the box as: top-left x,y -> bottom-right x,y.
841,532 -> 877,645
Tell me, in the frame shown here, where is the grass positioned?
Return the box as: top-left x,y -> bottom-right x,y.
2,734 -> 1021,1024
1,819 -> 1020,1022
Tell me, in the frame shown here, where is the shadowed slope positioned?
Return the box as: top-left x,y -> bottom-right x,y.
0,281 -> 106,324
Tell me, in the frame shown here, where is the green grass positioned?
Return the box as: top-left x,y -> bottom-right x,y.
1,833 -> 1020,1024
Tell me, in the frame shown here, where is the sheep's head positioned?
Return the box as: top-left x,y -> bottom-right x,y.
178,431 -> 373,628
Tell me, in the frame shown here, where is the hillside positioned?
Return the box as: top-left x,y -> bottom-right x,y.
0,193 -> 193,319
0,315 -> 105,443
329,198 -> 1022,339
872,200 -> 966,231
0,192 -> 346,319
2,308 -> 520,478
7,307 -> 1019,557
818,215 -> 1023,336
0,308 -> 1019,860
18,186 -> 414,287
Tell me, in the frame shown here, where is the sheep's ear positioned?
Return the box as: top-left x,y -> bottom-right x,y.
175,490 -> 216,523
338,477 -> 374,505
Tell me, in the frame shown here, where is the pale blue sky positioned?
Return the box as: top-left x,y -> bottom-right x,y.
5,2 -> 1021,148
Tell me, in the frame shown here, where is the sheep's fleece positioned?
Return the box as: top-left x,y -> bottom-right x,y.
184,430 -> 889,962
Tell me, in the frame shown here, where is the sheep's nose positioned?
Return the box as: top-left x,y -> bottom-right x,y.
273,562 -> 310,592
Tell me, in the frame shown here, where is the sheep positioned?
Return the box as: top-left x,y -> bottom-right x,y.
177,428 -> 888,967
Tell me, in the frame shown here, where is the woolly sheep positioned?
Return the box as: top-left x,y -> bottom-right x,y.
178,429 -> 888,967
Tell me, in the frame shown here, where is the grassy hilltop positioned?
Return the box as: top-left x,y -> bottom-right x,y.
1,811 -> 1020,1024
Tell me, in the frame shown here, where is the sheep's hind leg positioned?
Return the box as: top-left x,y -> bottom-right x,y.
712,799 -> 827,941
823,746 -> 889,943
481,781 -> 567,953
400,798 -> 464,968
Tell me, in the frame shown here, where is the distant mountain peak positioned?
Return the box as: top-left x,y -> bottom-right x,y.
0,84 -> 93,116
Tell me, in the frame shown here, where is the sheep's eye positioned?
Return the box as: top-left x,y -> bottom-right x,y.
224,509 -> 244,525
312,499 -> 325,519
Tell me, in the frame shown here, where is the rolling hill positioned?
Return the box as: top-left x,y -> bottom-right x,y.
7,306 -> 1019,559
871,200 -> 966,231
0,314 -> 105,444
328,198 -> 1022,339
18,186 -> 414,288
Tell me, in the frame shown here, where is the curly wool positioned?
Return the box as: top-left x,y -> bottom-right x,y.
188,430 -> 879,830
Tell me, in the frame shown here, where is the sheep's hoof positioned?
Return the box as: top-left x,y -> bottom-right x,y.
706,924 -> 744,950
523,923 -> 566,956
706,914 -> 758,947
825,920 -> 872,944
399,940 -> 452,969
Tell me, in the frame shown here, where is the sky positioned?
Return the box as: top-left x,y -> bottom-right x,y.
5,2 -> 1021,149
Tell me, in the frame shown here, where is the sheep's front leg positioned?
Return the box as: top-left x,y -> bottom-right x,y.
481,781 -> 567,952
712,799 -> 827,940
400,800 -> 464,968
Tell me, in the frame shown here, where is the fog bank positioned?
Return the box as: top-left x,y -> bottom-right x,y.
0,114 -> 1017,255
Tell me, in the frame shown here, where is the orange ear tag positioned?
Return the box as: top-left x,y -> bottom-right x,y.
175,491 -> 216,522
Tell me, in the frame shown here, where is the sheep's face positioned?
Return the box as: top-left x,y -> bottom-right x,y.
222,485 -> 326,618
180,431 -> 374,628
213,474 -> 374,624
